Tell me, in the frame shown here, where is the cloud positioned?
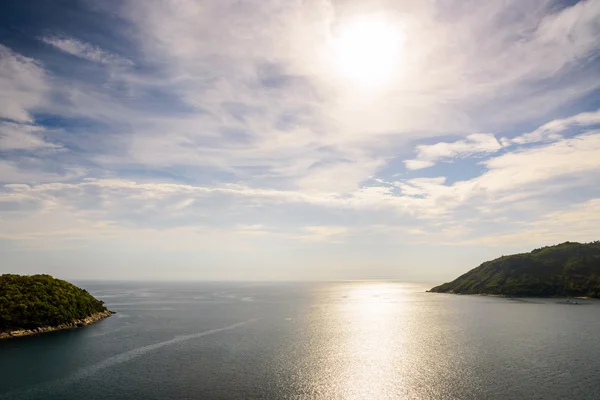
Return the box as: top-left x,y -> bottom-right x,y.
41,35 -> 132,66
0,160 -> 84,184
502,109 -> 600,146
297,226 -> 350,243
403,159 -> 434,170
2,125 -> 600,252
0,122 -> 61,151
11,1 -> 593,190
0,44 -> 47,123
459,198 -> 600,247
479,131 -> 600,195
2,1 -> 600,276
298,157 -> 385,193
404,133 -> 502,170
93,0 -> 600,191
234,224 -> 270,237
395,177 -> 447,197
405,109 -> 600,170
3,124 -> 599,237
391,131 -> 600,229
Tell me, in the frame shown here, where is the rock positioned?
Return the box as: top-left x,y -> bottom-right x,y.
0,310 -> 114,340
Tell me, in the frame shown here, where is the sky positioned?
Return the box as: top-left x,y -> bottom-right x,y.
1,0 -> 600,281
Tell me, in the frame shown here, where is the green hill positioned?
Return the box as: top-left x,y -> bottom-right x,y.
0,274 -> 110,335
429,241 -> 600,297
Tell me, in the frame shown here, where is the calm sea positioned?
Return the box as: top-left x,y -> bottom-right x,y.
0,281 -> 599,400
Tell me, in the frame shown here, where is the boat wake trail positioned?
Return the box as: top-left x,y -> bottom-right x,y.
0,319 -> 258,399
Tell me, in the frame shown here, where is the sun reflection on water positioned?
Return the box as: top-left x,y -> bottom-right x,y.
338,282 -> 402,399
297,281 -> 448,399
299,282 -> 425,399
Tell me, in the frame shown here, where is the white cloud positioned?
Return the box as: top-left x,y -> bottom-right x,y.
403,159 -> 434,170
404,133 -> 502,170
2,123 -> 600,251
389,131 -> 600,229
85,0 -> 600,192
234,224 -> 270,237
41,35 -> 132,66
405,109 -> 600,170
2,1 -> 600,276
4,0 -> 595,184
296,226 -> 350,243
478,131 -> 600,194
459,198 -> 600,247
395,177 -> 447,197
298,157 -> 385,193
0,122 -> 61,151
0,160 -> 83,184
503,109 -> 600,145
0,44 -> 47,123
4,124 -> 599,228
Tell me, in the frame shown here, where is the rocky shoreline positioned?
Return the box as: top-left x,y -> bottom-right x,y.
427,291 -> 595,299
0,309 -> 114,340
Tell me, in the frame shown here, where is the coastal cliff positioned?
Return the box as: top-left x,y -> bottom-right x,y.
429,241 -> 600,297
0,274 -> 113,339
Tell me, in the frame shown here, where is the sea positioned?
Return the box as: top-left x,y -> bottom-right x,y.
0,281 -> 599,400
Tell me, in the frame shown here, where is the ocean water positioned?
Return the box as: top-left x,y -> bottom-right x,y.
0,281 -> 599,400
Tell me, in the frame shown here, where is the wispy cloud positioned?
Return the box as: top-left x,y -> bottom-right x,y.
0,44 -> 47,123
1,0 -> 600,278
503,109 -> 600,146
41,35 -> 132,66
404,134 -> 502,170
297,226 -> 351,243
2,125 -> 599,244
0,122 -> 61,151
99,0 -> 600,190
0,160 -> 83,184
405,109 -> 600,170
459,198 -> 600,247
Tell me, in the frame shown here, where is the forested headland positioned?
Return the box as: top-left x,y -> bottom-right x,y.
429,241 -> 600,297
0,274 -> 111,338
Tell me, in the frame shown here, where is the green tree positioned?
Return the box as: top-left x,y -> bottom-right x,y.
0,274 -> 107,330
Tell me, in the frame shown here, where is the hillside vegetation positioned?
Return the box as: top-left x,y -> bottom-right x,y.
429,241 -> 600,297
0,274 -> 108,331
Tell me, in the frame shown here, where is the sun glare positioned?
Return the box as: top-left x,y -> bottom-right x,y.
332,17 -> 404,88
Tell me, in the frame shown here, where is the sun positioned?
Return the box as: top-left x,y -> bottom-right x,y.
331,17 -> 404,88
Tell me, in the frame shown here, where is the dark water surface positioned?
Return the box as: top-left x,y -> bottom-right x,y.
1,281 -> 599,399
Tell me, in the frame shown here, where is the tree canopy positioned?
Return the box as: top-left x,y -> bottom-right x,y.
429,241 -> 600,297
0,274 -> 107,330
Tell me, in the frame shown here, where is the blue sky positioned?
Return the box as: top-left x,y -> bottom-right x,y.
1,0 -> 600,281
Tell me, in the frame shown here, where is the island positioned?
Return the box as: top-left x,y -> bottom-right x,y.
0,274 -> 113,339
429,241 -> 600,297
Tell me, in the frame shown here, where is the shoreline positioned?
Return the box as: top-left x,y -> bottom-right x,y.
0,309 -> 115,340
426,291 -> 596,299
